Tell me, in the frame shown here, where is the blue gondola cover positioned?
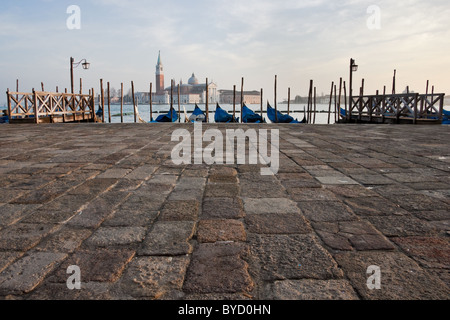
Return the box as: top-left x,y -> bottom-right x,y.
151,107 -> 178,123
215,104 -> 237,123
242,104 -> 264,123
267,103 -> 301,123
189,104 -> 206,122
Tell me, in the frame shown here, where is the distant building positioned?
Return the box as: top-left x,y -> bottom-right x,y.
219,90 -> 261,105
153,52 -> 218,104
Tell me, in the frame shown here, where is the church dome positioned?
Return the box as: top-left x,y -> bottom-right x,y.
188,73 -> 199,85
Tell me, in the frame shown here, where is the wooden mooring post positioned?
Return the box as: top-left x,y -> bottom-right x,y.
260,88 -> 263,118
240,77 -> 244,123
100,79 -> 105,123
287,87 -> 291,115
307,80 -> 313,124
233,85 -> 236,120
337,77 -> 342,123
327,81 -> 334,124
313,87 -> 317,124
131,81 -> 136,123
149,83 -> 153,122
178,83 -> 181,123
359,79 -> 365,121
107,82 -> 111,123
170,79 -> 174,121
274,75 -> 278,123
334,84 -> 337,123
205,78 -> 209,123
343,81 -> 347,120
120,83 -> 124,123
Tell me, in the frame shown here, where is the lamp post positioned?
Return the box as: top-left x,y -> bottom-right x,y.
349,58 -> 358,120
70,57 -> 90,94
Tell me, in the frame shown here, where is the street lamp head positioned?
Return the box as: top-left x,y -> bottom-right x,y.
350,59 -> 358,72
82,61 -> 90,70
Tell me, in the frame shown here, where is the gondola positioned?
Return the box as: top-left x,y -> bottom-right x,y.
150,107 -> 178,123
242,104 -> 265,123
96,107 -> 103,118
443,109 -> 450,125
0,116 -> 9,124
189,104 -> 206,122
0,110 -> 9,124
214,103 -> 238,123
267,102 -> 305,123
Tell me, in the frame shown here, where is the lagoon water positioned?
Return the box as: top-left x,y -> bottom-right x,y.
101,103 -> 340,124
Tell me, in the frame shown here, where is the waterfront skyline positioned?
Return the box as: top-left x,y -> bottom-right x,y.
1,0 -> 450,105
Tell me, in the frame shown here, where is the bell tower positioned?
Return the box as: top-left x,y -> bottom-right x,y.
156,51 -> 164,94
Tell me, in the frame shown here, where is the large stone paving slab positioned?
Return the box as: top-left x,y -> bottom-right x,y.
183,243 -> 254,294
334,251 -> 450,300
121,256 -> 190,299
248,234 -> 343,281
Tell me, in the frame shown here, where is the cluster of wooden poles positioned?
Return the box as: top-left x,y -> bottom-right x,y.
92,75 -> 347,124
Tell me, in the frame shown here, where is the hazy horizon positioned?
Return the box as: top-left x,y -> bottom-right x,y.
1,0 -> 450,106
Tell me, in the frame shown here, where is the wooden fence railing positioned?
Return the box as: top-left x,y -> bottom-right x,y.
344,93 -> 444,124
6,90 -> 97,123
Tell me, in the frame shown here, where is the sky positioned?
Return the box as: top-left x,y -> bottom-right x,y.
1,0 -> 450,105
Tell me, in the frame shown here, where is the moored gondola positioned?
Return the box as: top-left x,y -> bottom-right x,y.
267,102 -> 305,123
242,104 -> 265,123
214,103 -> 238,123
150,107 -> 178,123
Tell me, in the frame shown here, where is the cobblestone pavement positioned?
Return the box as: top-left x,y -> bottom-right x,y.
0,123 -> 449,300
